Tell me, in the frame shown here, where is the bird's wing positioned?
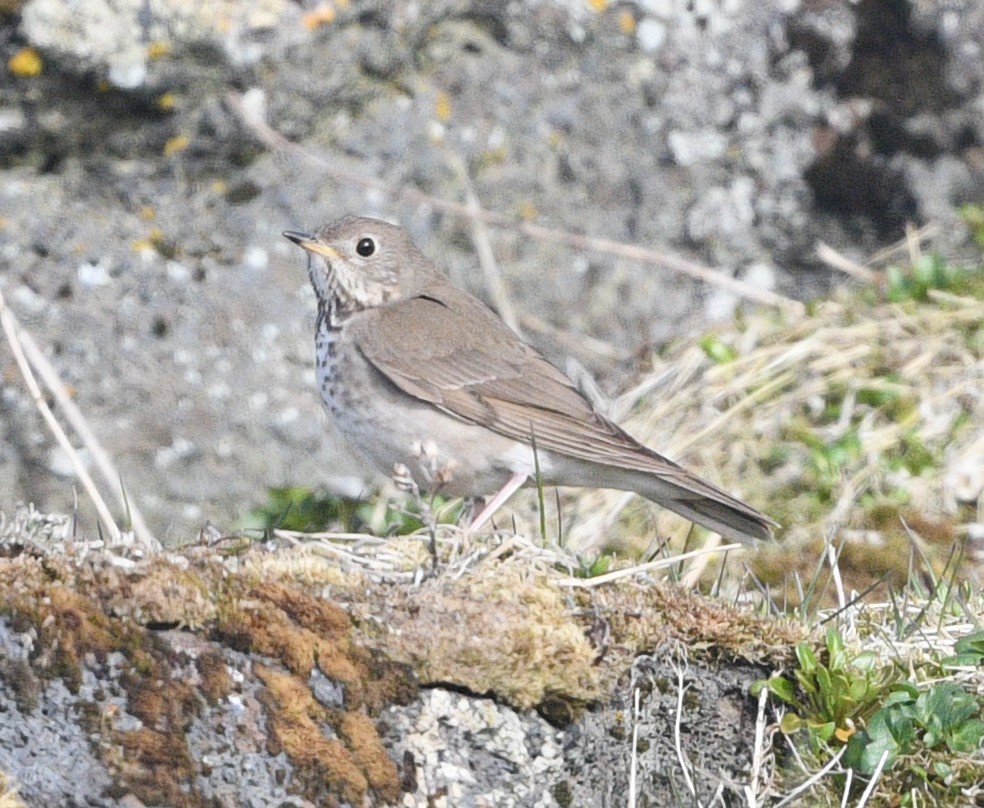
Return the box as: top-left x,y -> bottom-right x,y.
351,292 -> 776,541
349,292 -> 683,475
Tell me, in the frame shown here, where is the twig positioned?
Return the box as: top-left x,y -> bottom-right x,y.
227,92 -> 805,315
855,749 -> 889,808
629,686 -> 641,808
866,222 -> 939,266
744,676 -> 771,807
671,652 -> 699,801
815,241 -> 880,283
16,329 -> 159,550
448,153 -> 523,336
771,747 -> 846,808
555,542 -> 744,588
0,289 -> 123,545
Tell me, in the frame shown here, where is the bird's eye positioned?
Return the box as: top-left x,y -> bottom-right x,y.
356,237 -> 376,257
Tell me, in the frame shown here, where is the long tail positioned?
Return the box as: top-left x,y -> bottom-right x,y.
551,459 -> 777,544
630,468 -> 776,544
641,481 -> 776,544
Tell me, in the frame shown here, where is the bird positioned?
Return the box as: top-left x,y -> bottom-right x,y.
283,216 -> 776,544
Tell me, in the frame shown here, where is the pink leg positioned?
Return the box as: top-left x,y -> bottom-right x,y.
468,471 -> 529,532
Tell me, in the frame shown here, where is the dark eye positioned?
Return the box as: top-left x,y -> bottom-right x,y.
356,237 -> 376,257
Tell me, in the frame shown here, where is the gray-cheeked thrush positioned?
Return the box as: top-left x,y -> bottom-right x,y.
284,216 -> 776,544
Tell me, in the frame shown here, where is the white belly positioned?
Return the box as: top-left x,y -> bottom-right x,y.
315,320 -> 545,497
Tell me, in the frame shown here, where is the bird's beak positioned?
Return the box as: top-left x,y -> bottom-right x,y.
282,231 -> 341,260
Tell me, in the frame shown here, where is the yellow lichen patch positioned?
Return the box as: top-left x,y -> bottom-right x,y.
302,3 -> 336,30
0,767 -> 26,808
146,41 -> 170,59
155,92 -> 177,111
434,90 -> 452,123
163,134 -> 189,156
8,47 -> 41,78
368,567 -> 601,711
92,560 -> 219,628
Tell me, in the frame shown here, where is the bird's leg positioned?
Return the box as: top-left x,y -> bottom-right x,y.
392,462 -> 442,569
468,471 -> 529,533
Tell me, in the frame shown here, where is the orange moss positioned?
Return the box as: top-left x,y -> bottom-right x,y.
256,665 -> 370,805
197,650 -> 233,704
254,583 -> 351,639
0,552 -> 413,808
218,597 -> 363,688
336,711 -> 400,803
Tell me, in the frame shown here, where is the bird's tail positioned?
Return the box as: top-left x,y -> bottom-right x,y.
553,460 -> 776,544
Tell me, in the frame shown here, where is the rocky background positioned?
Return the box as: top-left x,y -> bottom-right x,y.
0,0 -> 982,543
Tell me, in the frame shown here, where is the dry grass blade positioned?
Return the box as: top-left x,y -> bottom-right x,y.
815,241 -> 880,283
556,543 -> 743,588
0,294 -> 131,543
448,152 -> 523,336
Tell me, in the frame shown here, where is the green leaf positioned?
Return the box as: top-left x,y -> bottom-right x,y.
825,626 -> 847,669
917,683 -> 976,732
848,677 -> 871,702
943,652 -> 984,668
845,711 -> 904,774
699,335 -> 738,364
808,719 -> 836,744
795,642 -> 817,674
946,718 -> 984,754
780,713 -> 804,734
762,676 -> 798,705
884,684 -> 919,705
953,630 -> 984,663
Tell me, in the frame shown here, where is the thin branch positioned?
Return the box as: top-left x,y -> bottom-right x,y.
447,152 -> 523,335
0,289 -> 123,545
556,543 -> 744,588
815,241 -> 881,283
227,92 -> 805,315
629,686 -> 641,808
671,653 -> 699,801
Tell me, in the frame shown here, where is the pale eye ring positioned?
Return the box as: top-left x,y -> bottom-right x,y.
356,237 -> 376,257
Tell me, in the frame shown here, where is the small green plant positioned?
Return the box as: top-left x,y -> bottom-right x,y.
699,334 -> 738,364
754,626 -> 895,749
574,554 -> 613,579
959,203 -> 984,250
886,254 -> 957,302
247,486 -> 461,536
942,629 -> 984,668
843,681 -> 984,774
247,486 -> 365,533
790,426 -> 862,503
884,429 -> 936,475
